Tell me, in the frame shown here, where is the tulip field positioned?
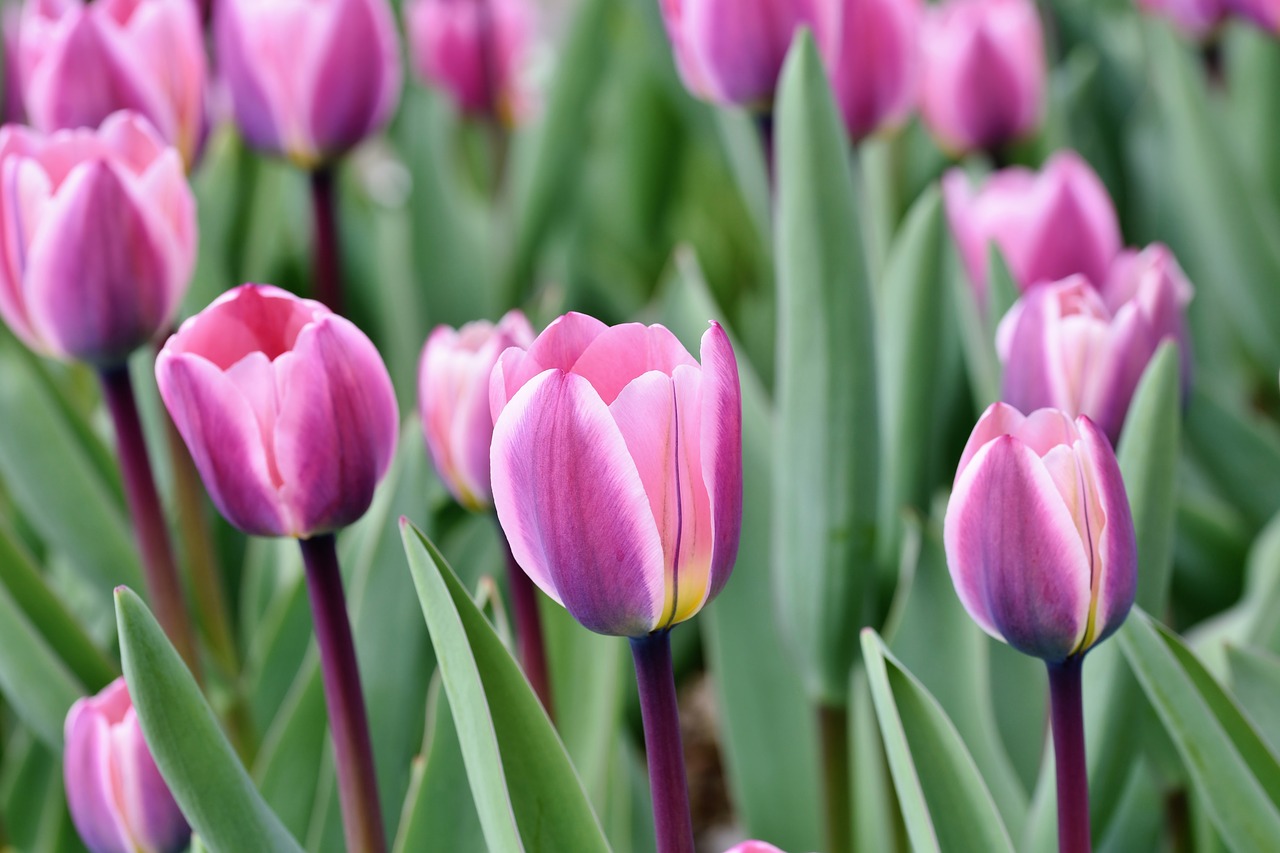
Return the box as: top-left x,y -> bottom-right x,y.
5,0 -> 1280,851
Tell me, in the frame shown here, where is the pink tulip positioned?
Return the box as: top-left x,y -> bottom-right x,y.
1138,0 -> 1227,35
943,150 -> 1122,306
920,0 -> 1044,154
64,677 -> 190,853
944,403 -> 1136,661
822,0 -> 921,141
156,284 -> 399,538
0,111 -> 195,365
1227,0 -> 1280,30
405,0 -> 537,125
214,0 -> 401,166
418,310 -> 535,510
18,0 -> 207,169
489,312 -> 743,637
658,0 -> 829,108
724,843 -> 788,853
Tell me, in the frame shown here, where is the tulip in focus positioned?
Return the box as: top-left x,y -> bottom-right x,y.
944,403 -> 1137,662
1138,0 -> 1227,36
920,0 -> 1044,154
405,0 -> 537,125
214,0 -> 401,166
489,312 -> 743,637
156,284 -> 399,539
64,677 -> 190,853
943,150 -> 1122,305
822,0 -> 921,141
19,0 -> 207,168
0,110 -> 195,366
998,246 -> 1193,444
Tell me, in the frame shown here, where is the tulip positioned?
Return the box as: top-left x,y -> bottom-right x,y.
943,150 -> 1122,306
0,110 -> 195,366
1138,0 -> 1227,36
724,843 -> 788,853
214,0 -> 401,166
64,677 -> 190,853
405,0 -> 537,125
998,246 -> 1193,444
156,283 -> 399,539
822,0 -> 921,142
1227,0 -> 1280,31
920,0 -> 1044,154
18,0 -> 207,169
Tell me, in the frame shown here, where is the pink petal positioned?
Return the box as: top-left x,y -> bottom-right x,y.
114,708 -> 189,852
1076,415 -> 1136,647
490,311 -> 607,417
699,322 -> 742,604
572,322 -> 698,404
307,0 -> 401,156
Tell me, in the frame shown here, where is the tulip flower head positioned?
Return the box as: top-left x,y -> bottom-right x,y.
724,843 -> 788,853
18,0 -> 207,169
489,312 -> 743,637
822,0 -> 921,142
156,284 -> 399,539
944,404 -> 1137,661
419,310 -> 535,511
0,111 -> 195,365
214,0 -> 401,166
64,677 -> 190,853
920,0 -> 1045,154
1137,0 -> 1227,36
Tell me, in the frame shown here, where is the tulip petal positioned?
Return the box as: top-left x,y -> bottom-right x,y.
1076,416 -> 1136,647
307,0 -> 400,154
699,322 -> 742,603
490,311 -> 607,416
0,154 -> 50,349
572,323 -> 698,404
64,700 -> 134,853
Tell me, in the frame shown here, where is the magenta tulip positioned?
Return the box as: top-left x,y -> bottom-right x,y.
822,0 -> 921,141
944,403 -> 1137,662
214,0 -> 401,166
155,284 -> 399,539
943,150 -> 1122,306
419,310 -> 535,510
724,843 -> 788,853
18,0 -> 207,169
0,111 -> 195,365
1138,0 -> 1227,35
64,678 -> 190,853
920,0 -> 1044,154
489,312 -> 743,637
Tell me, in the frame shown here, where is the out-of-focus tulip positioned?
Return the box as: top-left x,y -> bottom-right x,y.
822,0 -> 921,141
19,0 -> 206,169
658,0 -> 829,108
405,0 -> 537,125
998,246 -> 1193,444
724,843 -> 788,853
156,284 -> 398,538
214,0 -> 401,166
64,677 -> 190,853
1226,0 -> 1280,31
943,150 -> 1122,306
4,8 -> 25,125
1138,0 -> 1226,36
920,0 -> 1044,154
0,111 -> 195,365
489,312 -> 743,637
944,403 -> 1137,661
419,310 -> 535,511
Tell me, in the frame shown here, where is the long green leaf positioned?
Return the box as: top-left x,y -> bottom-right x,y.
1227,646 -> 1280,756
1184,383 -> 1280,531
0,580 -> 83,750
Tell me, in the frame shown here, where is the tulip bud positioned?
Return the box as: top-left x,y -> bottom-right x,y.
214,0 -> 401,167
944,403 -> 1137,661
1137,0 -> 1226,36
920,0 -> 1044,154
18,0 -> 207,169
822,0 -> 921,142
405,0 -> 537,125
418,310 -> 535,511
943,150 -> 1121,306
0,111 -> 195,366
489,312 -> 743,637
724,843 -> 788,853
156,284 -> 399,539
64,677 -> 190,853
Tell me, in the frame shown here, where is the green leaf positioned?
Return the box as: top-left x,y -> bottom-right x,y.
115,587 -> 304,853
860,629 -> 1016,853
773,30 -> 879,705
401,521 -> 611,853
0,578 -> 84,749
1184,383 -> 1280,531
1227,646 -> 1280,756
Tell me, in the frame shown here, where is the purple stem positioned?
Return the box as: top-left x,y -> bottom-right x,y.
299,533 -> 386,853
98,366 -> 201,680
630,631 -> 695,853
498,529 -> 555,721
818,703 -> 852,853
310,166 -> 344,315
1048,656 -> 1091,853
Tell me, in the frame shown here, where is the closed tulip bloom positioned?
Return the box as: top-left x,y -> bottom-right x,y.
1137,0 -> 1226,36
64,677 -> 190,853
405,0 -> 536,125
920,0 -> 1044,154
489,312 -> 743,637
0,111 -> 195,365
943,150 -> 1121,305
214,0 -> 401,166
944,403 -> 1137,661
156,284 -> 398,539
419,310 -> 535,510
823,0 -> 921,141
19,0 -> 206,169
724,843 -> 788,853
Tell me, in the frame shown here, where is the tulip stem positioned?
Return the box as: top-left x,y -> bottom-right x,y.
498,528 -> 555,721
755,112 -> 775,190
98,366 -> 201,681
299,533 -> 386,853
310,166 -> 345,315
630,631 -> 695,853
1048,656 -> 1091,853
818,702 -> 852,853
